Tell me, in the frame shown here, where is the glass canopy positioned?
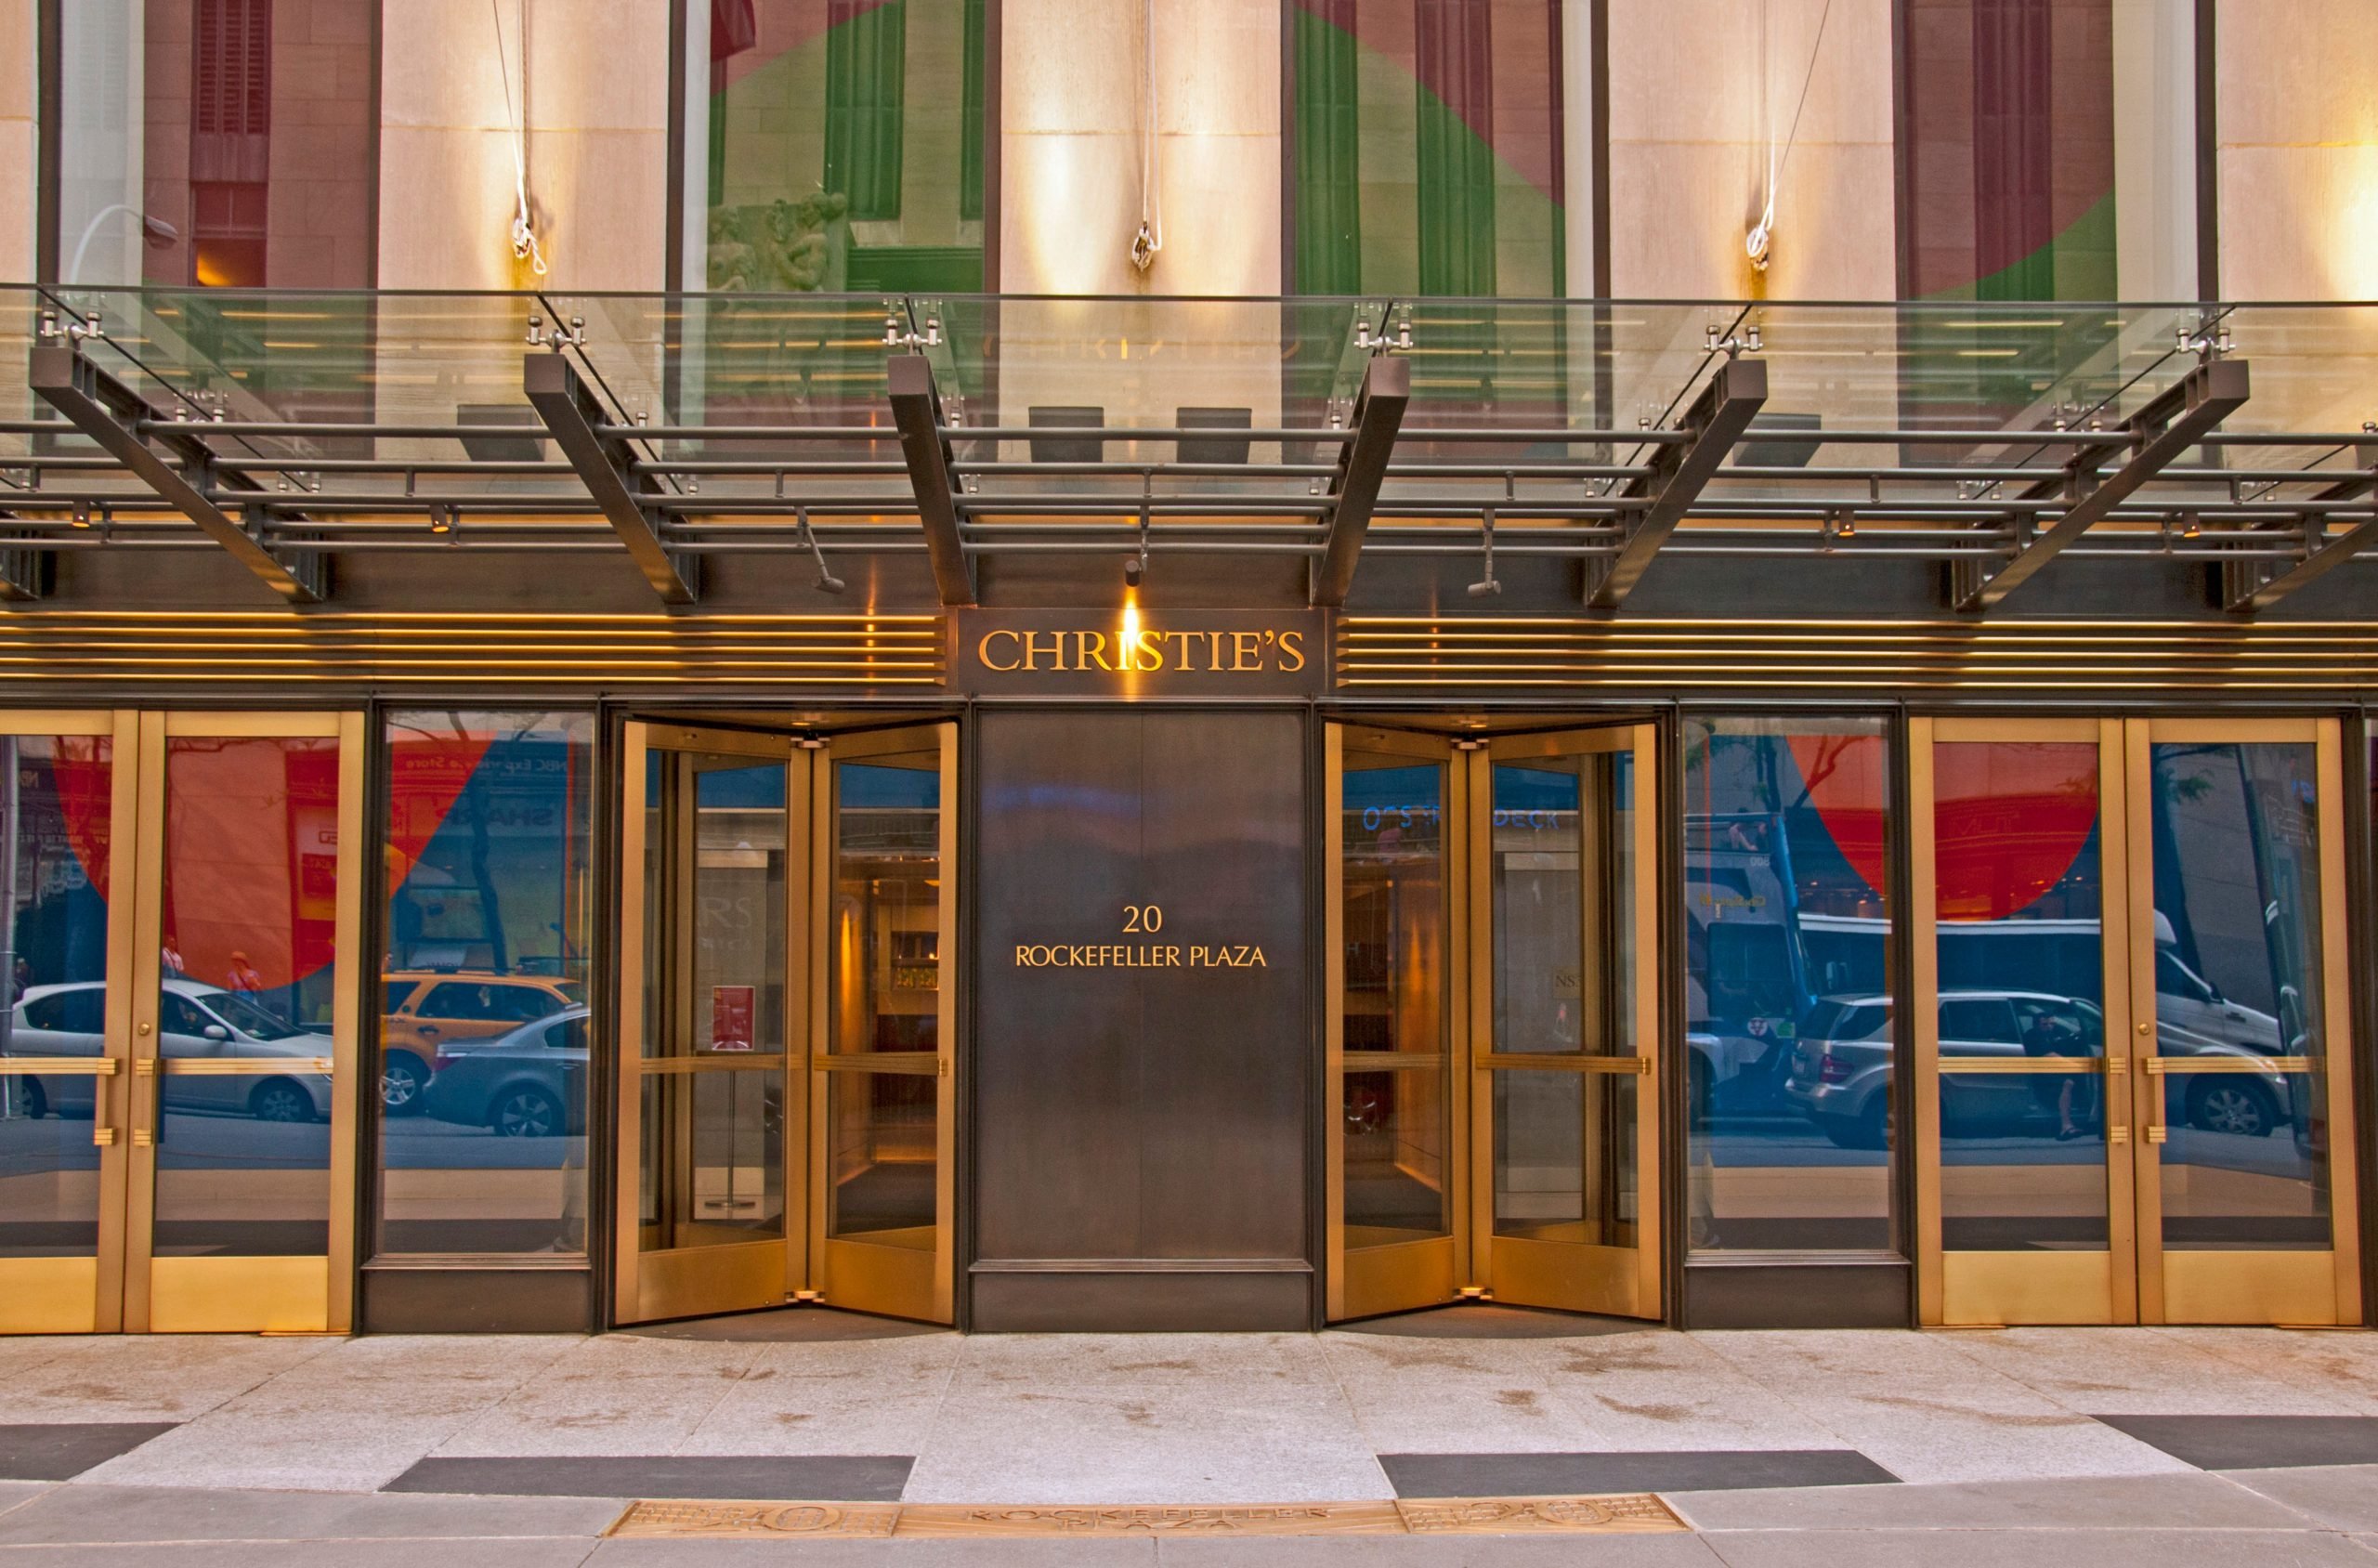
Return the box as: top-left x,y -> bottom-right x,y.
4,286 -> 2372,611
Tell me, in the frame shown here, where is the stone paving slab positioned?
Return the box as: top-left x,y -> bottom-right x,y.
2215,1465 -> 2378,1533
1690,1530 -> 2378,1568
0,1483 -> 627,1545
1663,1471 -> 2317,1533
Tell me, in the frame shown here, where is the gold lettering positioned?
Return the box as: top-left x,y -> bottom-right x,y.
979,629 -> 1023,673
1022,632 -> 1064,671
1277,630 -> 1306,672
1249,946 -> 1267,967
1161,630 -> 1196,669
1205,631 -> 1226,671
1015,946 -> 1031,966
1079,631 -> 1114,672
1231,632 -> 1261,671
1135,629 -> 1167,672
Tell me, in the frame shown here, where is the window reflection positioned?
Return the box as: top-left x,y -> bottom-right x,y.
375,712 -> 592,1260
1932,741 -> 2110,1253
153,735 -> 340,1258
2151,741 -> 2329,1251
1340,756 -> 1451,1248
827,756 -> 941,1247
0,738 -> 111,1261
1686,717 -> 1893,1253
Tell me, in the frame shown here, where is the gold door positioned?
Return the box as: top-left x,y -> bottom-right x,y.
616,723 -> 802,1324
1915,716 -> 2359,1327
0,710 -> 366,1336
1470,726 -> 1662,1318
1914,717 -> 2132,1325
2129,719 -> 2358,1326
0,712 -> 136,1332
1326,726 -> 1465,1320
811,724 -> 955,1324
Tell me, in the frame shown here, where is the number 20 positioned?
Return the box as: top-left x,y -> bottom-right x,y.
1123,904 -> 1164,933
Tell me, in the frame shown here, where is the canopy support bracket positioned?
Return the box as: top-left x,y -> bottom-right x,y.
1588,355 -> 1767,609
524,352 -> 697,605
2220,438 -> 2378,613
885,354 -> 976,607
1310,354 -> 1410,608
30,342 -> 327,604
1953,357 -> 2250,613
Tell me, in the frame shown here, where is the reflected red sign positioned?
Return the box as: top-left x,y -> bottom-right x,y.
711,985 -> 756,1052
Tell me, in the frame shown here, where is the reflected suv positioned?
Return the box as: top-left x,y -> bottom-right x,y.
1787,989 -> 2295,1149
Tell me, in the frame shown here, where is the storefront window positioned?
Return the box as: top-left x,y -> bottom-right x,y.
686,0 -> 988,292
373,712 -> 592,1260
1684,716 -> 1894,1253
50,0 -> 376,288
1291,0 -> 1567,295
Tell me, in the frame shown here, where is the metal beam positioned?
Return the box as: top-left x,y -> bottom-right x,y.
1309,354 -> 1410,608
523,352 -> 697,605
0,524 -> 48,601
884,353 -> 975,607
2220,438 -> 2378,611
1953,356 -> 2250,611
1588,354 -> 1766,608
30,342 -> 327,603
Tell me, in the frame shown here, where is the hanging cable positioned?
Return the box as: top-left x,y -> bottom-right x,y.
1130,0 -> 1162,271
493,0 -> 547,276
1746,0 -> 1832,272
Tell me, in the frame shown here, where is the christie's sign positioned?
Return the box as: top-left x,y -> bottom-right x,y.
951,609 -> 1326,697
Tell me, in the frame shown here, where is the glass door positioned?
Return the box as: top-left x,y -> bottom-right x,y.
1470,726 -> 1662,1318
616,723 -> 800,1325
1914,718 -> 2132,1326
1914,716 -> 2359,1326
0,714 -> 134,1332
2131,720 -> 2358,1326
1327,726 -> 1463,1320
0,711 -> 366,1336
811,724 -> 955,1324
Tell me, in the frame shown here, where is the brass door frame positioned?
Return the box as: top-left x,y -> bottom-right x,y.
1915,715 -> 2360,1327
1469,724 -> 1663,1319
613,722 -> 803,1325
130,711 -> 365,1334
1913,716 -> 2133,1326
2135,717 -> 2360,1326
0,711 -> 135,1333
812,721 -> 958,1324
1324,725 -> 1469,1321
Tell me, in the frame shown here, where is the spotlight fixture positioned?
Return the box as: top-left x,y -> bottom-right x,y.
427,504 -> 453,536
70,501 -> 92,530
797,507 -> 845,595
1123,507 -> 1150,587
2179,513 -> 2202,541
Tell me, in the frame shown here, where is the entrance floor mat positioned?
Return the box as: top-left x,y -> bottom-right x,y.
385,1455 -> 912,1501
608,1493 -> 1689,1539
2093,1415 -> 2378,1470
1380,1449 -> 1899,1496
0,1424 -> 176,1482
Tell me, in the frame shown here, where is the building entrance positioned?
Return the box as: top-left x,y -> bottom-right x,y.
1907,717 -> 2361,1326
0,711 -> 367,1334
615,720 -> 955,1326
1328,720 -> 1661,1323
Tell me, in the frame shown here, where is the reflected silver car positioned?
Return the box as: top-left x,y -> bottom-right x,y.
3,979 -> 334,1122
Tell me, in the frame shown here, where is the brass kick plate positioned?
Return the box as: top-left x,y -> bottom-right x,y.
608,1494 -> 1688,1540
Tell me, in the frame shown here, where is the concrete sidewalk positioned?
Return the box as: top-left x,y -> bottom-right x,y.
0,1316 -> 2375,1561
